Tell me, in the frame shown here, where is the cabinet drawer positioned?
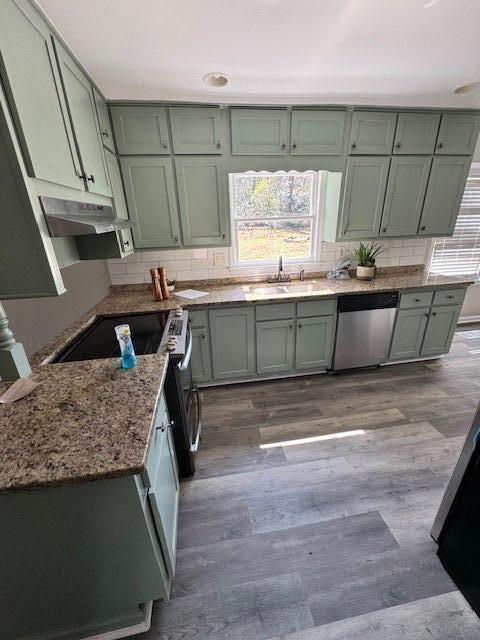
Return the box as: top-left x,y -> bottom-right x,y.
256,302 -> 295,321
432,288 -> 466,307
297,299 -> 336,317
143,394 -> 169,489
188,310 -> 208,327
399,291 -> 433,309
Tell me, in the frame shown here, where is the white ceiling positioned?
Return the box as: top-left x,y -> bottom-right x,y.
37,0 -> 480,107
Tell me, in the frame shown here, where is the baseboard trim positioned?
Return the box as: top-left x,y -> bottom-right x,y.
459,315 -> 480,324
81,602 -> 153,640
198,368 -> 328,388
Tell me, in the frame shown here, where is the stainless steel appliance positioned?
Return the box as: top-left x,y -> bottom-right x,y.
40,196 -> 132,236
53,309 -> 201,476
333,292 -> 399,371
433,403 -> 480,617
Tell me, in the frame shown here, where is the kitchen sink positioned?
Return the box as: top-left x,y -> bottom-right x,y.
242,281 -> 334,300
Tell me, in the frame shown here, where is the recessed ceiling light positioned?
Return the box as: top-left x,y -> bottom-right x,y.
454,82 -> 480,95
203,72 -> 228,88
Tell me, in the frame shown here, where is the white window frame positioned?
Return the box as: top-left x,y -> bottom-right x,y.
228,170 -> 324,268
428,164 -> 480,281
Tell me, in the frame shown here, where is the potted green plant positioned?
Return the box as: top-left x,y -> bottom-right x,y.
354,241 -> 384,280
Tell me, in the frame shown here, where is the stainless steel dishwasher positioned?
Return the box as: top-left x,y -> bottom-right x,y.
333,292 -> 399,371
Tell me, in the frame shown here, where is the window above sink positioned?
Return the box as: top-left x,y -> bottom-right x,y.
229,171 -> 324,268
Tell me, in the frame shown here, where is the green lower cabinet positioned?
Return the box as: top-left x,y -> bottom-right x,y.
191,326 -> 213,383
389,308 -> 430,361
256,319 -> 295,375
421,305 -> 462,357
209,307 -> 255,380
295,316 -> 335,370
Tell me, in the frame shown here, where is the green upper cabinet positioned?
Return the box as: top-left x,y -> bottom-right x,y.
349,111 -> 397,155
120,157 -> 181,248
170,107 -> 225,154
256,319 -> 295,375
231,108 -> 289,155
110,106 -> 170,155
421,305 -> 462,357
209,307 -> 255,380
393,112 -> 441,155
54,40 -> 111,197
290,110 -> 346,155
175,157 -> 228,246
295,316 -> 335,370
379,156 -> 431,237
93,88 -> 115,152
105,150 -> 132,256
389,307 -> 429,361
0,0 -> 81,190
435,113 -> 480,155
418,156 -> 470,236
339,156 -> 390,239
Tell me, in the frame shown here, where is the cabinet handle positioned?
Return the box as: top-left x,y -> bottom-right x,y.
437,141 -> 444,149
289,324 -> 293,329
381,227 -> 387,233
102,129 -> 109,138
420,226 -> 426,231
216,140 -> 221,149
351,142 -> 357,149
123,239 -> 130,247
447,294 -> 454,299
87,174 -> 95,183
174,236 -> 179,243
395,142 -> 401,149
77,172 -> 86,181
424,313 -> 430,317
162,140 -> 168,149
202,334 -> 206,340
292,142 -> 297,149
431,311 -> 437,316
156,423 -> 166,433
298,323 -> 302,329
281,142 -> 286,150
414,298 -> 421,302
221,233 -> 226,239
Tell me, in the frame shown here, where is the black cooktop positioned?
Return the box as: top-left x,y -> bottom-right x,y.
54,312 -> 169,363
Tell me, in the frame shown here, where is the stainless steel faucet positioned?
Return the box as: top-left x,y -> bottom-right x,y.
268,256 -> 291,283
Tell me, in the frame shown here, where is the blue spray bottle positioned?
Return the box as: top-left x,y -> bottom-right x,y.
115,324 -> 137,369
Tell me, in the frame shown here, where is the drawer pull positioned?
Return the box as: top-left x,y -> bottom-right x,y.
447,294 -> 454,299
424,313 -> 429,317
156,423 -> 166,433
414,298 -> 421,302
431,311 -> 437,317
351,142 -> 357,149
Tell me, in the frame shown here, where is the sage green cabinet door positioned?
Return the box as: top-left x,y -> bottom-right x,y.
421,305 -> 461,357
340,156 -> 390,239
349,111 -> 397,154
389,308 -> 429,361
435,113 -> 480,155
231,109 -> 289,155
54,41 -> 111,197
170,107 -> 225,154
295,316 -> 334,370
380,156 -> 431,237
175,157 -> 228,246
191,327 -> 212,384
148,428 -> 179,578
256,319 -> 295,375
209,307 -> 255,380
290,110 -> 346,155
120,157 -> 181,248
0,0 -> 80,189
418,156 -> 470,236
111,106 -> 170,155
94,88 -> 115,152
105,150 -> 132,257
393,113 -> 440,155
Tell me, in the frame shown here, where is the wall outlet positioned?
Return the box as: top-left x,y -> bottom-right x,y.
213,253 -> 227,268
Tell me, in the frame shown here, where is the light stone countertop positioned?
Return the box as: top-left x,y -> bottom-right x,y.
0,269 -> 473,494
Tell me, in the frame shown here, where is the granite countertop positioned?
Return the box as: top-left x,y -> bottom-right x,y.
0,354 -> 168,493
1,268 -> 473,494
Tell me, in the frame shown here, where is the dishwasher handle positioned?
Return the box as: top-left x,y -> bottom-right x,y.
338,291 -> 398,313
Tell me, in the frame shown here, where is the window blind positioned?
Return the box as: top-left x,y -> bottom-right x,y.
429,169 -> 480,278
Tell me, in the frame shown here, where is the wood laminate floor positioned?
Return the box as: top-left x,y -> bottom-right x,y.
139,324 -> 480,640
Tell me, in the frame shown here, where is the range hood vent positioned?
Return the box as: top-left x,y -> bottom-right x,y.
40,197 -> 133,237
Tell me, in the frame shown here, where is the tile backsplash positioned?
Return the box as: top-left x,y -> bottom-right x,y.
107,238 -> 430,286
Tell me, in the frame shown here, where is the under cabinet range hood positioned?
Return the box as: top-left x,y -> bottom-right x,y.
40,197 -> 133,237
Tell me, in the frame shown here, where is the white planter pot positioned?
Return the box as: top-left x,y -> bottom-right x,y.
356,265 -> 375,280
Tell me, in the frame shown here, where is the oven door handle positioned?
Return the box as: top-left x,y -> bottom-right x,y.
178,328 -> 193,371
191,386 -> 202,453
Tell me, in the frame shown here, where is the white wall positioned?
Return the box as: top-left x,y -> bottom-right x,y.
108,238 -> 429,285
3,260 -> 111,356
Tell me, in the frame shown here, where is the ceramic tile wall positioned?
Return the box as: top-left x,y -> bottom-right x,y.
108,238 -> 429,285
